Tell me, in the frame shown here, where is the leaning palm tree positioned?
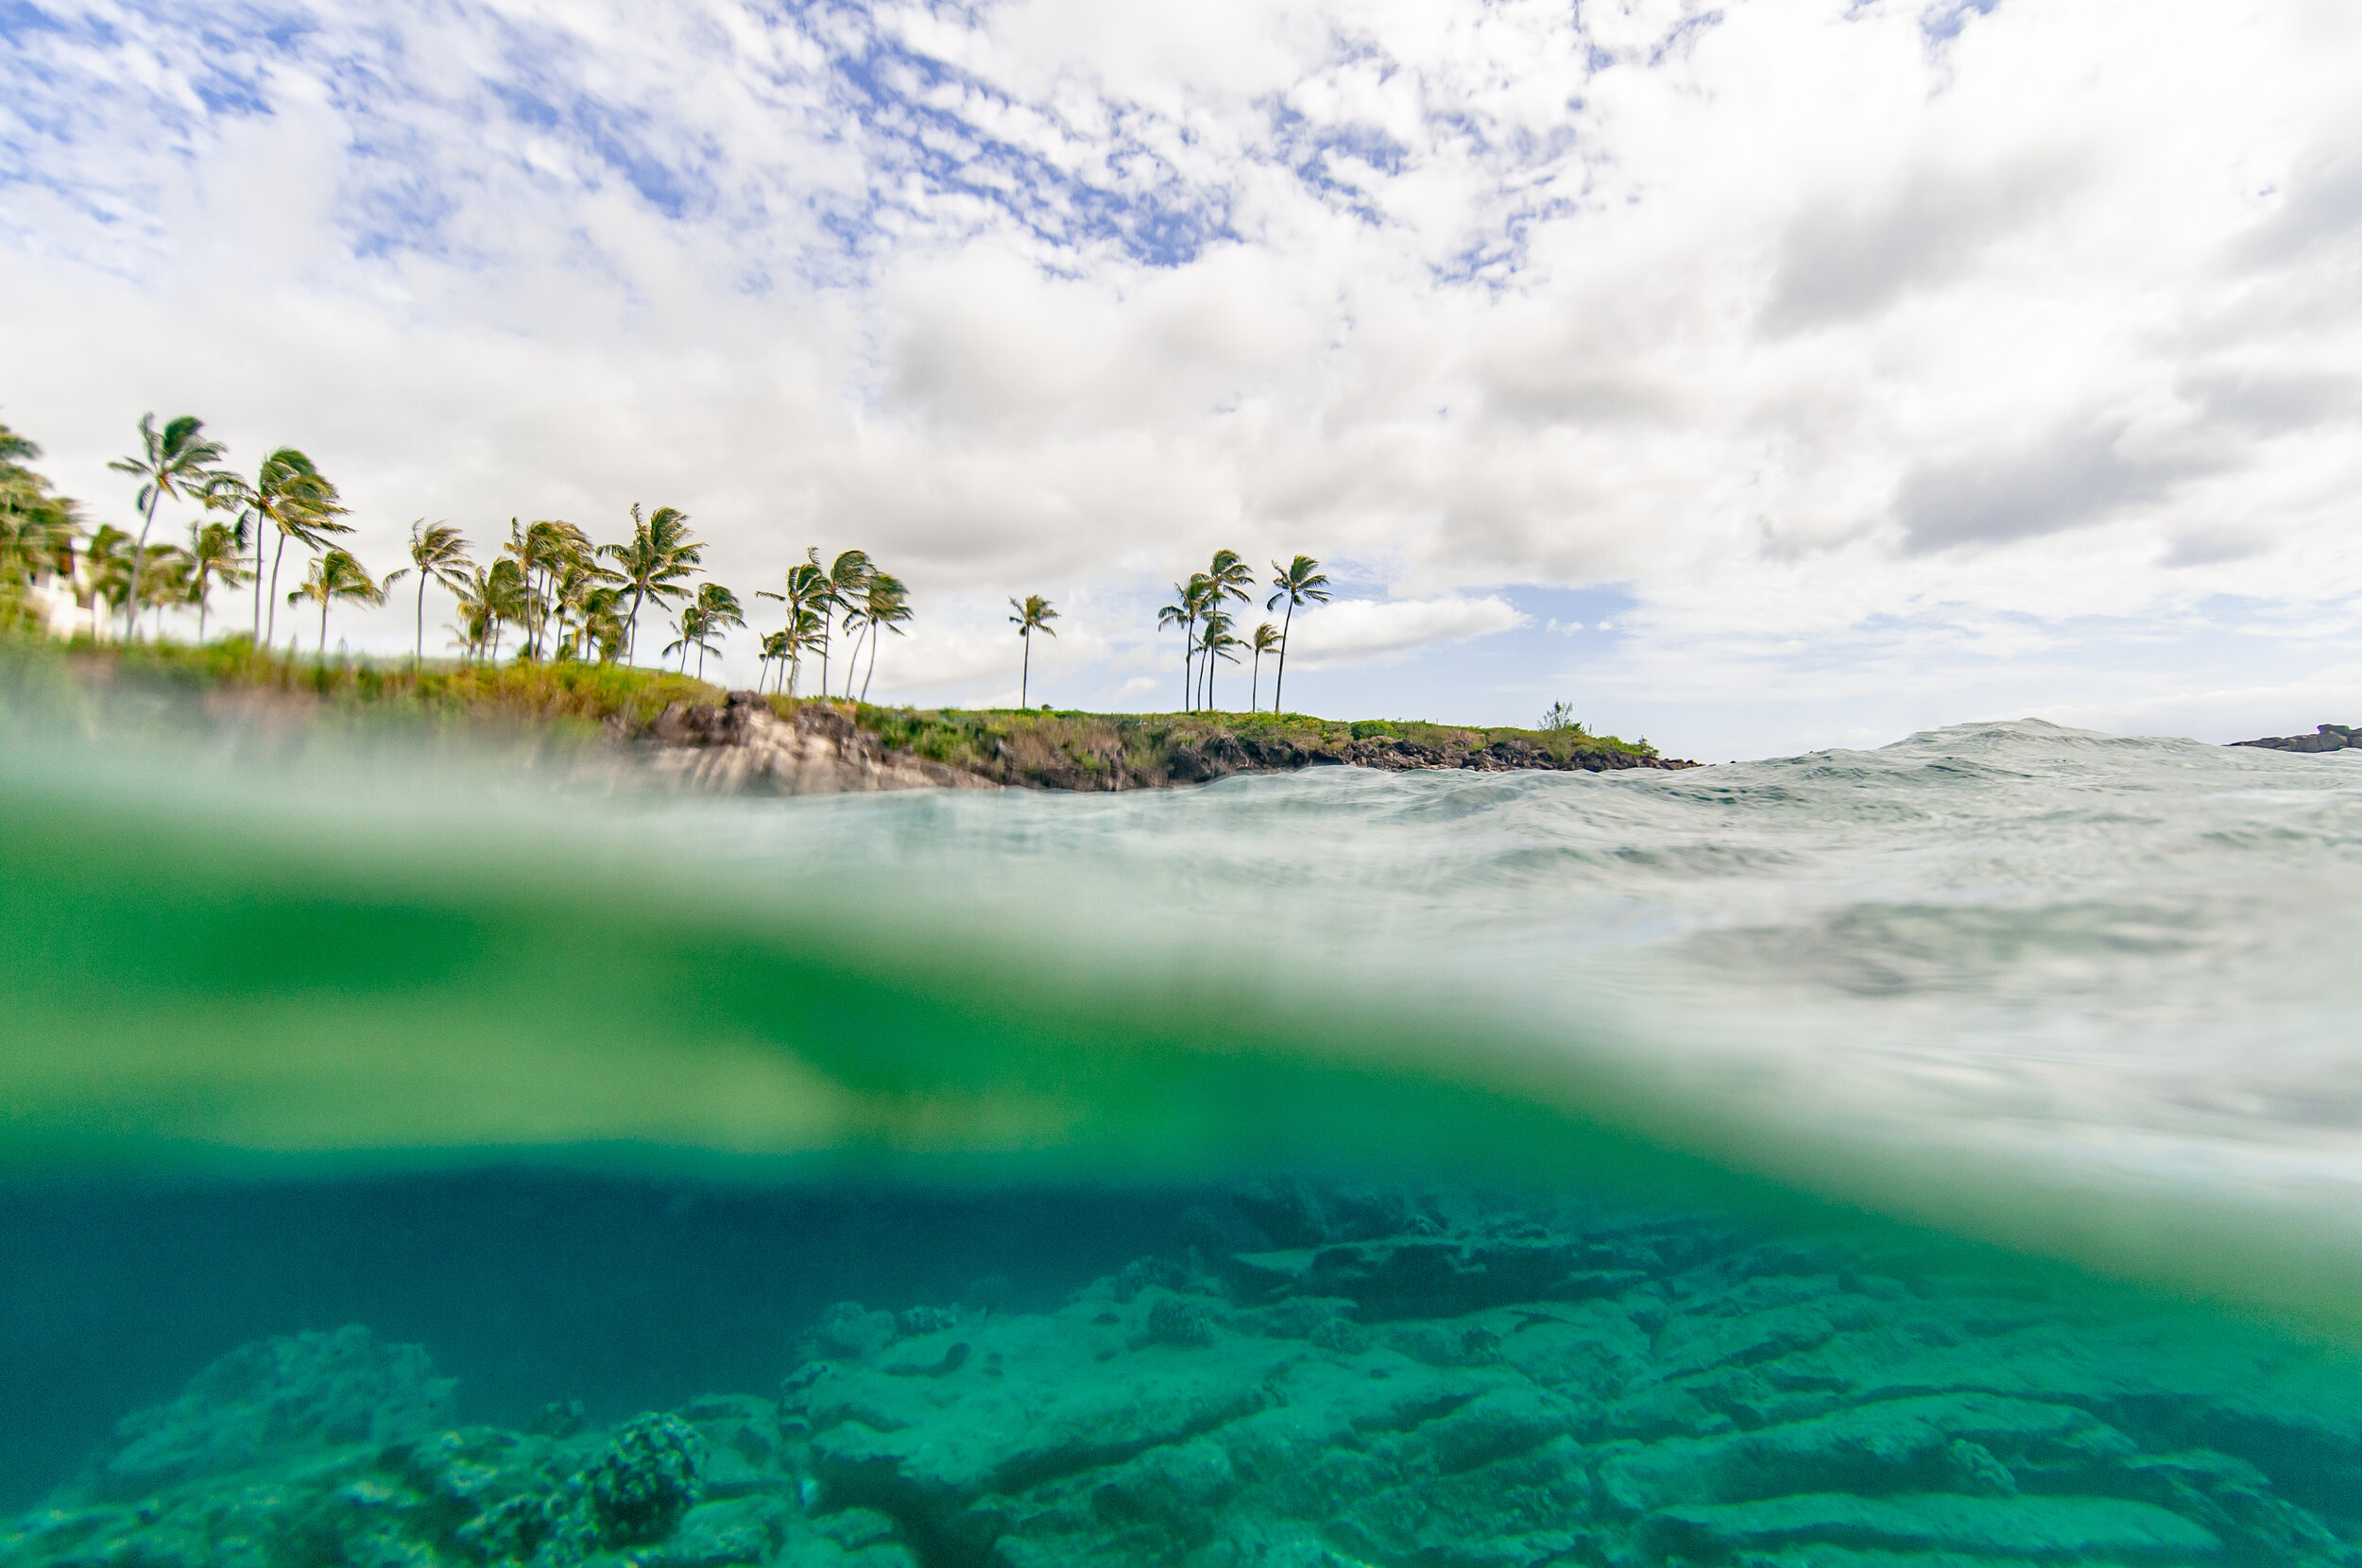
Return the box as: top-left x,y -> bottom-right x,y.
286,548 -> 387,658
212,448 -> 350,649
1265,554 -> 1331,715
399,521 -> 473,665
598,503 -> 702,664
817,549 -> 873,698
1008,593 -> 1057,707
1250,622 -> 1282,712
1197,607 -> 1241,712
184,520 -> 250,643
108,414 -> 227,640
857,573 -> 912,702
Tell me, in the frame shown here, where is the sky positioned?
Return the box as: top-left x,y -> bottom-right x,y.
3,0 -> 2359,760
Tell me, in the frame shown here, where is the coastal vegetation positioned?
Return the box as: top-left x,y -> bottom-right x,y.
6,410 -> 1581,752
7,634 -> 1663,790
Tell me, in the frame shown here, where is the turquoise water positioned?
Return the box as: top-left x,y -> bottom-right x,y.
4,684 -> 2361,1565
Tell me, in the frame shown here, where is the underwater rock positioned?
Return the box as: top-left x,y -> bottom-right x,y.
810,1302 -> 900,1361
77,1322 -> 454,1502
12,1192 -> 2362,1568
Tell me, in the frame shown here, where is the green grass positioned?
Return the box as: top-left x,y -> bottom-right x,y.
8,632 -> 1658,773
831,702 -> 1656,776
29,635 -> 724,733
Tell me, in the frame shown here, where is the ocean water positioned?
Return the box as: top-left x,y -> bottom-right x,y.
4,687 -> 2361,1567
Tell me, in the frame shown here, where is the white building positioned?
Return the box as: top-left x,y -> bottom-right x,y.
22,551 -> 108,641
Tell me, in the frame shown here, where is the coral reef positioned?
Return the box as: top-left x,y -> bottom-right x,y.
9,1194 -> 2362,1568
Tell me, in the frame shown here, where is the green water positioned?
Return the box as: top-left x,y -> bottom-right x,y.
4,694 -> 2362,1565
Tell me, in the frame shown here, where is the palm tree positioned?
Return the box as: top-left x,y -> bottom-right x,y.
857,573 -> 912,702
545,540 -> 616,661
1250,622 -> 1282,712
1156,580 -> 1203,711
502,518 -> 592,659
1199,550 -> 1253,710
399,521 -> 473,665
577,584 -> 628,663
135,542 -> 193,639
286,548 -> 387,658
683,582 -> 744,680
1198,607 -> 1241,712
817,549 -> 873,698
766,605 -> 824,694
184,520 -> 250,643
1265,554 -> 1331,716
599,503 -> 701,664
664,604 -> 719,676
212,449 -> 349,649
756,559 -> 830,692
107,414 -> 227,640
1008,593 -> 1057,707
83,526 -> 135,629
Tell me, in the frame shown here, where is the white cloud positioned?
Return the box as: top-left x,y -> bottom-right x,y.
2,0 -> 2359,744
1283,595 -> 1528,670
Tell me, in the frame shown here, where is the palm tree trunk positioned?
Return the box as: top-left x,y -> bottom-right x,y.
415,577 -> 427,665
862,628 -> 881,703
125,491 -> 160,642
1274,598 -> 1295,714
1020,633 -> 1030,707
320,594 -> 331,659
265,533 -> 288,649
626,587 -> 645,665
1253,652 -> 1260,713
197,588 -> 208,644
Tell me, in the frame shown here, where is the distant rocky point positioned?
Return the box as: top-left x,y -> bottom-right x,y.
2232,724 -> 2360,754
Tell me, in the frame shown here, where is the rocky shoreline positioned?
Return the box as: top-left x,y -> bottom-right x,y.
10,1183 -> 2358,1568
625,692 -> 1700,796
2233,724 -> 2362,754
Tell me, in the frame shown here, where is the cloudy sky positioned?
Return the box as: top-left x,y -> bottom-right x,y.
4,0 -> 2358,758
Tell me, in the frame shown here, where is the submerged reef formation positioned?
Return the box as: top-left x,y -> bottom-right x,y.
2232,724 -> 2362,754
9,1186 -> 2360,1567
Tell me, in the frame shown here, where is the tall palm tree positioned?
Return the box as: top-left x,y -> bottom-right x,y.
1008,593 -> 1057,707
857,573 -> 912,702
1156,579 -> 1202,711
400,521 -> 473,665
184,520 -> 250,643
1266,554 -> 1331,716
1197,607 -> 1241,712
1200,550 -> 1253,710
212,449 -> 349,649
817,549 -> 873,698
107,414 -> 227,640
287,548 -> 387,658
1250,622 -> 1282,712
598,503 -> 701,664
